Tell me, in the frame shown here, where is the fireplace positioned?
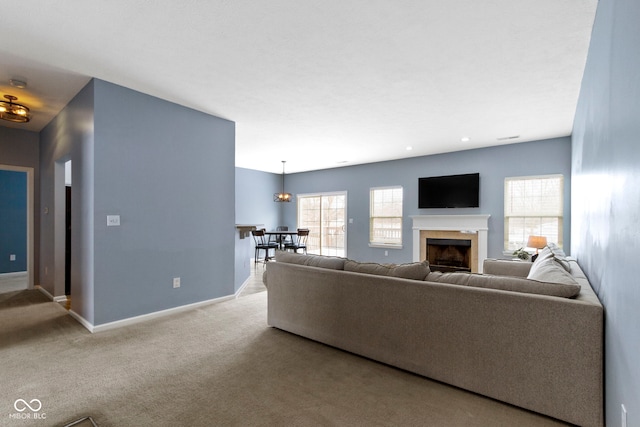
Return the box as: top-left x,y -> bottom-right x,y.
411,214 -> 490,273
426,238 -> 472,272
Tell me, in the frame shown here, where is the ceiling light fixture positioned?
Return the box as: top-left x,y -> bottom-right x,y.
497,135 -> 520,141
0,95 -> 31,123
9,79 -> 27,89
461,137 -> 470,142
274,160 -> 292,202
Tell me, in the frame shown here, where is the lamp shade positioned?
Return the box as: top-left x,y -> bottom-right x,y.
527,235 -> 548,249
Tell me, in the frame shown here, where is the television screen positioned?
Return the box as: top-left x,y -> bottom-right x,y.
418,173 -> 479,208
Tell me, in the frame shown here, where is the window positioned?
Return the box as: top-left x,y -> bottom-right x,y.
504,175 -> 563,251
370,186 -> 403,247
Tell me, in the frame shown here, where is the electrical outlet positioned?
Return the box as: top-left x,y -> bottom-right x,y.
107,215 -> 121,226
384,250 -> 389,256
9,254 -> 16,261
173,277 -> 181,288
622,404 -> 627,427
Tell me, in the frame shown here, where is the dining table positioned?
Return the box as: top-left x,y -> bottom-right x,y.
265,230 -> 298,250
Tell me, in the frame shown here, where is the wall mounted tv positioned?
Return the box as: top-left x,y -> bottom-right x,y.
418,173 -> 480,208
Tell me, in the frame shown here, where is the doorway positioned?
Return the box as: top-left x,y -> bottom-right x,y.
0,165 -> 34,292
64,160 -> 71,296
297,192 -> 347,257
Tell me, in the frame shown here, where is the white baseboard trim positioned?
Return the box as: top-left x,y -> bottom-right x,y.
0,271 -> 27,278
68,309 -> 94,332
74,294 -> 236,333
35,285 -> 68,302
234,276 -> 252,298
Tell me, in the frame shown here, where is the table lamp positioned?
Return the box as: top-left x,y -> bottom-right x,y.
527,235 -> 548,261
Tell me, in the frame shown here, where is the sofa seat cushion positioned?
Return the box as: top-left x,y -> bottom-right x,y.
344,260 -> 430,280
426,270 -> 581,298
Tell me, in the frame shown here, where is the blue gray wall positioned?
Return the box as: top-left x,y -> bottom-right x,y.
0,170 -> 27,272
282,137 -> 572,263
40,79 -> 236,326
92,80 -> 235,325
572,0 -> 640,424
235,167 -> 281,228
234,167 -> 281,290
40,80 -> 96,316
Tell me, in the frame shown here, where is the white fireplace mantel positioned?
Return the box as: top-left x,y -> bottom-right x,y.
411,214 -> 490,272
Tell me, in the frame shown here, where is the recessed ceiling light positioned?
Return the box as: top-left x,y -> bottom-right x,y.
460,137 -> 470,142
9,79 -> 27,89
406,146 -> 413,151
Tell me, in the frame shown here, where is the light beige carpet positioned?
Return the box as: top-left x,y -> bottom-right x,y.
0,289 -> 569,426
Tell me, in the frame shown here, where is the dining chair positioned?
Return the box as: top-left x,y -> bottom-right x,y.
252,229 -> 278,264
274,225 -> 292,248
284,228 -> 309,254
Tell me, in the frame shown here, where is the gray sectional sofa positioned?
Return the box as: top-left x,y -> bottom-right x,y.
265,247 -> 603,427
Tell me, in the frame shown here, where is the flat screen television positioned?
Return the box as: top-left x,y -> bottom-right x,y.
418,173 -> 479,208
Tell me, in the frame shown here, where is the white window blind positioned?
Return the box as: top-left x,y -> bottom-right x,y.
370,186 -> 403,246
504,175 -> 563,251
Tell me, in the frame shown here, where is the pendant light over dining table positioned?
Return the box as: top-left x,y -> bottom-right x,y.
274,161 -> 292,202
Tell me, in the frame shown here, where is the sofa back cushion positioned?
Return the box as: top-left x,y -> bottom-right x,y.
275,251 -> 346,270
482,258 -> 532,277
344,260 -> 431,281
426,270 -> 581,298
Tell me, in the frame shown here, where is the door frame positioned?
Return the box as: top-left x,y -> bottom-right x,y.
296,191 -> 348,257
0,164 -> 34,289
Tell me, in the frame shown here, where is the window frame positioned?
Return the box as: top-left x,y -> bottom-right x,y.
369,185 -> 403,249
504,174 -> 564,253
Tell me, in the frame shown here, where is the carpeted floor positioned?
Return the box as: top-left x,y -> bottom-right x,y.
0,284 -> 569,427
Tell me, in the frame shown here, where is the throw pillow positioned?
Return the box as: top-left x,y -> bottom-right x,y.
547,242 -> 567,257
527,255 -> 578,286
546,242 -> 571,272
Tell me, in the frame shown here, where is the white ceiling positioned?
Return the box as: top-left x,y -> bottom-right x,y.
0,1 -> 597,174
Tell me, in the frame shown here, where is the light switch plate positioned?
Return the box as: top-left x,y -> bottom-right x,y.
107,215 -> 121,226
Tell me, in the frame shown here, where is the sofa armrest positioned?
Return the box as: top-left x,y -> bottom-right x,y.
483,258 -> 532,277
